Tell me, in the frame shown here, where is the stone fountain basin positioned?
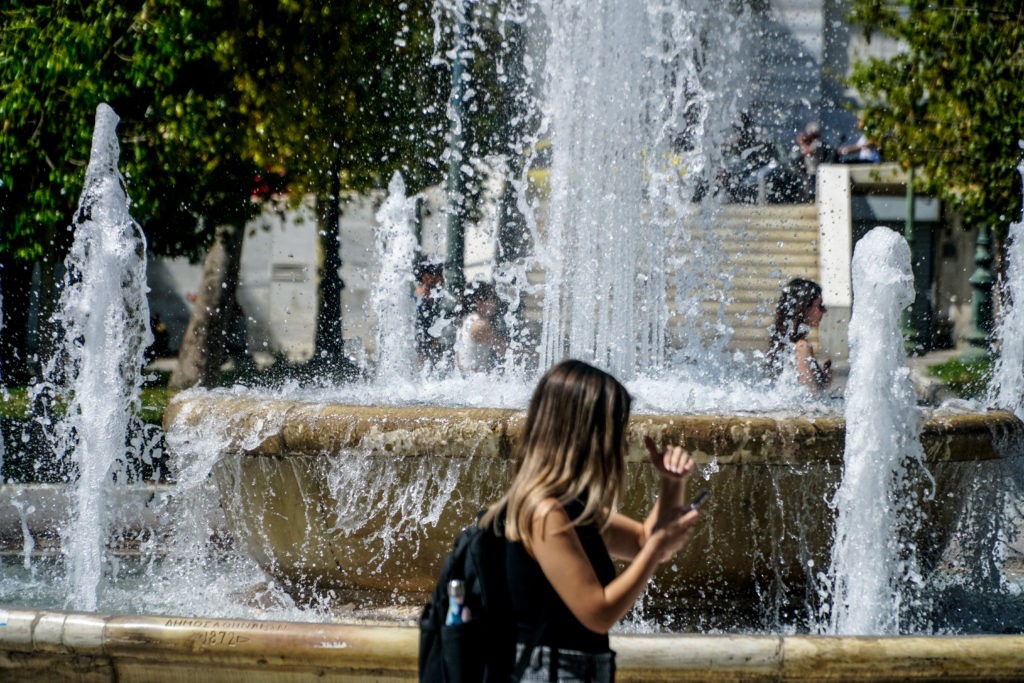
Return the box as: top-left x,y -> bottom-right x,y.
165,395 -> 1023,607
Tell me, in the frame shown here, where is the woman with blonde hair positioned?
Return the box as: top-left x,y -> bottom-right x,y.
481,359 -> 701,682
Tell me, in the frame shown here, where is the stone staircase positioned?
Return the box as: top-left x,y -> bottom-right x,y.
703,203 -> 821,355
519,202 -> 821,359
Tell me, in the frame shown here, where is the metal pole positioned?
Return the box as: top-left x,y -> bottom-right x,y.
963,223 -> 994,360
443,0 -> 467,311
902,167 -> 920,352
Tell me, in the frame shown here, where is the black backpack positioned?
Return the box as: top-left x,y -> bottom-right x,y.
419,514 -> 545,682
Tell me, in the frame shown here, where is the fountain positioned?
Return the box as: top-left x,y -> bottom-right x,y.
372,172 -> 421,384
991,159 -> 1024,420
37,104 -> 155,613
2,2 -> 1024,681
825,226 -> 932,634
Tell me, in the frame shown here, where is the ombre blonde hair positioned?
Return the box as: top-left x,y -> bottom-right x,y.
480,359 -> 631,552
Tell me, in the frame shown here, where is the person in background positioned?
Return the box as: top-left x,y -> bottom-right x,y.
766,278 -> 832,394
414,260 -> 446,369
480,359 -> 701,682
838,118 -> 881,163
454,280 -> 506,373
791,122 -> 834,201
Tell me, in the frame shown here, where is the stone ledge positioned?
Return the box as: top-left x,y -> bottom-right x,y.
166,394 -> 1023,466
1,608 -> 1022,681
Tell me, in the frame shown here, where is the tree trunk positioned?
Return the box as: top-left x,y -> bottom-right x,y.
313,154 -> 345,366
0,257 -> 35,384
168,224 -> 244,390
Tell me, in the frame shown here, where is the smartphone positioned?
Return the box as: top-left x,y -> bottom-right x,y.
689,489 -> 710,510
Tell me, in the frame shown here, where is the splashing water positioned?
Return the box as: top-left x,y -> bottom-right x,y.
825,226 -> 931,634
38,104 -> 153,611
426,1 -> 757,381
3,6 -> 1023,640
372,172 -> 420,384
527,1 -> 755,378
991,159 -> 1024,420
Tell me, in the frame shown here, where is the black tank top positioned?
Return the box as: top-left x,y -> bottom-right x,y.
506,499 -> 616,653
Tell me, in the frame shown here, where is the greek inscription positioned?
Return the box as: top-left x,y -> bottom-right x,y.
164,618 -> 286,633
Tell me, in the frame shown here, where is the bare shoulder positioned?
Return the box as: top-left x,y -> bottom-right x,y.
794,338 -> 814,355
534,497 -> 567,525
532,498 -> 573,539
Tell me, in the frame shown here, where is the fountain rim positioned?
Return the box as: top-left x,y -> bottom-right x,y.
165,393 -> 1023,466
0,607 -> 1022,681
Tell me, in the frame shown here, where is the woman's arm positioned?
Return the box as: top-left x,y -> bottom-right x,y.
794,339 -> 817,390
603,437 -> 696,561
529,498 -> 698,634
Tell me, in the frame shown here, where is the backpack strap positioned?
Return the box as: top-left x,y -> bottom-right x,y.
511,603 -> 550,681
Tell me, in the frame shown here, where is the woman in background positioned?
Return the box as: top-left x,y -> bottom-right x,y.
766,277 -> 832,394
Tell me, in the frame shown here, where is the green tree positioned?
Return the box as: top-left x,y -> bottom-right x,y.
222,0 -> 449,370
223,1 -> 531,369
0,0 -> 261,383
2,0 -> 521,383
847,1 -> 1024,231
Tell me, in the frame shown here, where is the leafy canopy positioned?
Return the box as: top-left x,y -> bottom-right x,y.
0,1 -> 263,263
0,1 -> 454,265
847,1 -> 1024,231
223,1 -> 449,200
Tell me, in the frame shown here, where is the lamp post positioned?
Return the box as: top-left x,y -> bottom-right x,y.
440,0 -> 469,354
963,223 -> 994,360
902,167 -> 920,352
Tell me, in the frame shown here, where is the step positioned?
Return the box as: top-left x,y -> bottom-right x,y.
695,251 -> 820,268
724,275 -> 820,291
708,226 -> 820,242
710,248 -> 818,263
713,203 -> 818,221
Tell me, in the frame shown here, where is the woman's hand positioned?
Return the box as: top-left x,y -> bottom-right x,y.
648,508 -> 700,564
605,438 -> 703,562
643,436 -> 698,534
645,436 -> 695,481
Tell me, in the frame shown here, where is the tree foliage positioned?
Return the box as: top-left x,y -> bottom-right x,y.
1,0 -> 525,263
1,0 -> 525,375
0,0 -> 260,265
0,0 -> 265,382
847,1 -> 1024,231
224,1 -> 449,199
216,1 -> 451,363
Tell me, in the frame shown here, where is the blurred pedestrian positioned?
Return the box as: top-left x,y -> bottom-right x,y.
455,280 -> 505,373
790,123 -> 834,201
414,260 -> 446,369
838,118 -> 881,164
